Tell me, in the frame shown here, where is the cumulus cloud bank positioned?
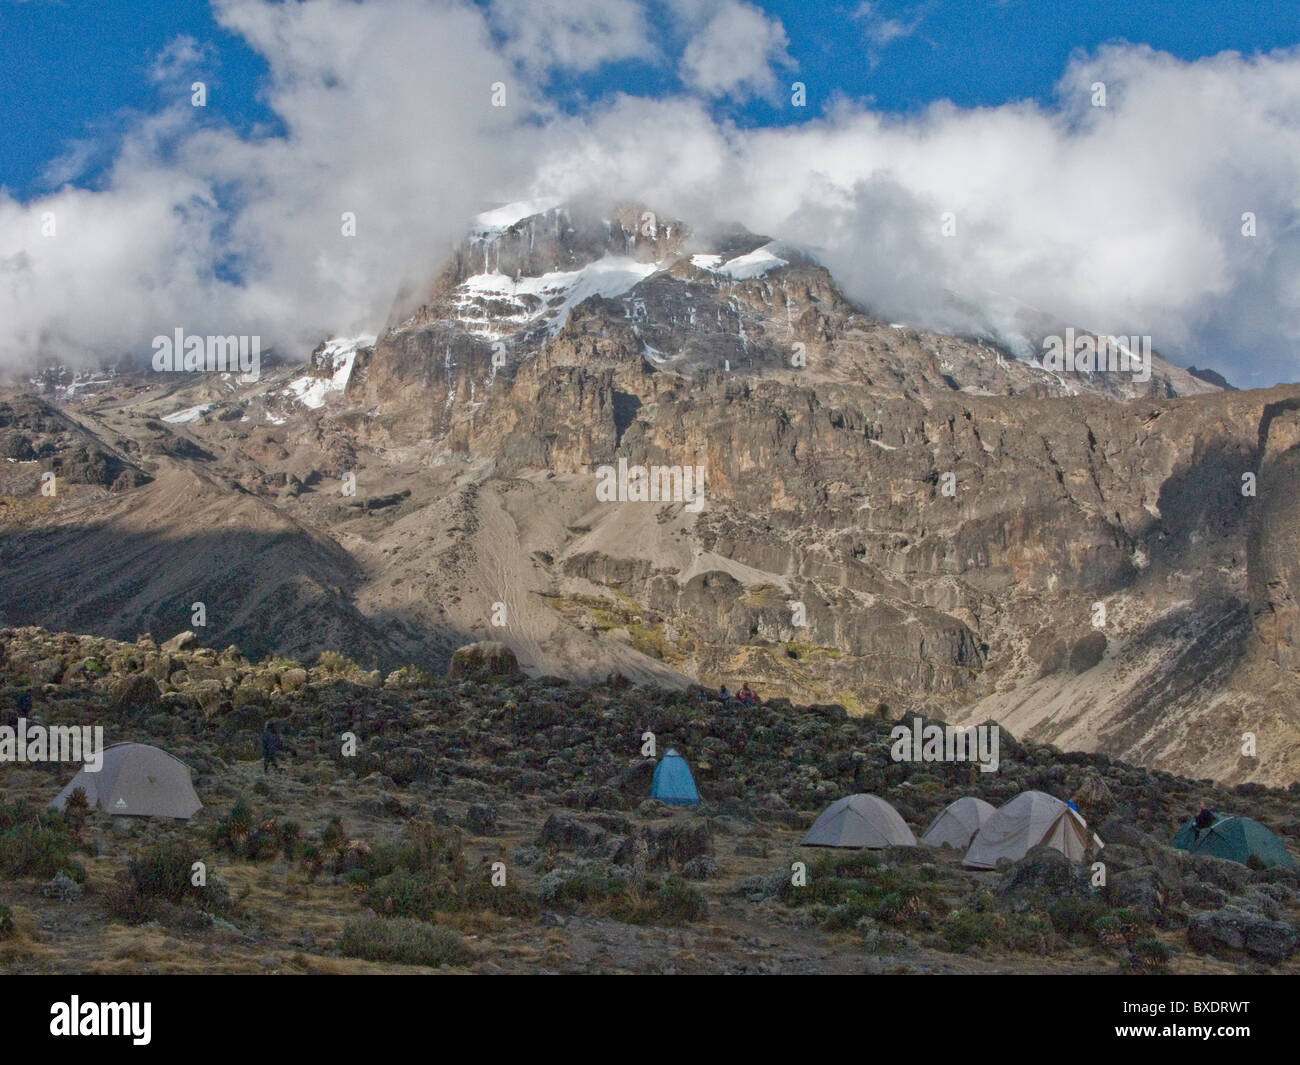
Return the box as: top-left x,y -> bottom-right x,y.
2,0 -> 1299,387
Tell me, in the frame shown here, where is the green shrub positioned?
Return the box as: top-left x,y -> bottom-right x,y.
62,788 -> 90,832
366,870 -> 451,917
942,909 -> 996,952
941,905 -> 1054,954
539,868 -> 702,925
278,821 -> 301,861
779,855 -> 941,933
105,842 -> 231,926
339,915 -> 469,968
1095,907 -> 1148,949
210,797 -> 254,854
321,815 -> 345,853
210,799 -> 300,861
1128,937 -> 1174,974
1048,895 -> 1110,941
127,843 -> 193,904
542,868 -> 626,911
0,903 -> 13,938
317,650 -> 359,676
0,812 -> 84,881
652,876 -> 707,923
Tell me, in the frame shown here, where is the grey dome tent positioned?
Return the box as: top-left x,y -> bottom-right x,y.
50,742 -> 202,819
921,796 -> 996,849
963,790 -> 1100,869
801,794 -> 916,848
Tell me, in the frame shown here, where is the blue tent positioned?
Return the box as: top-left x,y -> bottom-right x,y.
650,748 -> 700,805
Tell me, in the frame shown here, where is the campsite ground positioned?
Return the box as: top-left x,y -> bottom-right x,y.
3,627 -> 1300,975
1,761 -> 1294,975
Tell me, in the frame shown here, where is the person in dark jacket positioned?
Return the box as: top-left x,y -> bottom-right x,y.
262,721 -> 284,773
1192,801 -> 1216,837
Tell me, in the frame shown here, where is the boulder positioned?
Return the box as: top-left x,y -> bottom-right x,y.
1187,906 -> 1299,964
1179,853 -> 1256,894
462,804 -> 500,836
279,667 -> 308,692
162,631 -> 198,654
1106,866 -> 1174,924
613,819 -> 712,870
107,674 -> 163,718
998,845 -> 1091,899
537,813 -> 608,852
447,641 -> 523,682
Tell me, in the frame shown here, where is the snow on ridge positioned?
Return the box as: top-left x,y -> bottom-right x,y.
719,244 -> 789,279
691,243 -> 788,280
162,403 -> 215,424
690,253 -> 723,271
284,335 -> 375,410
453,255 -> 662,340
471,198 -> 564,236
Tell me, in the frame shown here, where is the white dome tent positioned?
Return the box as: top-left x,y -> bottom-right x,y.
50,742 -> 202,820
963,791 -> 1102,869
921,796 -> 997,849
801,794 -> 916,848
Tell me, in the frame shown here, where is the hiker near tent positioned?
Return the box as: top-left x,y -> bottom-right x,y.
718,685 -> 731,702
262,721 -> 293,773
1193,801 -> 1216,837
1172,814 -> 1295,870
737,683 -> 758,706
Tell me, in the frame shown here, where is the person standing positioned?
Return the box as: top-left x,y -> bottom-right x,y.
262,720 -> 284,773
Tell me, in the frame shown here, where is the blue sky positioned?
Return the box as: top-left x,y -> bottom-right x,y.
4,0 -> 1298,197
1,0 -> 1299,386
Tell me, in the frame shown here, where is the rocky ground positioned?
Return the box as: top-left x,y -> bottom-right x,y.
5,203 -> 1300,786
2,626 -> 1298,975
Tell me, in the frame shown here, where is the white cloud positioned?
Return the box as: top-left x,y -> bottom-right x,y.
852,2 -> 921,49
0,0 -> 546,370
149,34 -> 217,84
488,0 -> 654,76
537,43 -> 1300,387
678,0 -> 794,101
2,4 -> 1300,390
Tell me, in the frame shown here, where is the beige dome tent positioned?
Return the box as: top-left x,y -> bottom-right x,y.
921,796 -> 996,849
801,794 -> 916,848
963,790 -> 1101,869
50,743 -> 202,820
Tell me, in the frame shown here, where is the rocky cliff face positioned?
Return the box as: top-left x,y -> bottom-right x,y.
3,201 -> 1297,784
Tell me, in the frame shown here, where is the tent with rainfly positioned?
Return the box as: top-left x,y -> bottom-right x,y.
921,796 -> 996,849
963,790 -> 1101,869
801,794 -> 916,848
1171,816 -> 1294,870
650,748 -> 700,805
50,742 -> 202,820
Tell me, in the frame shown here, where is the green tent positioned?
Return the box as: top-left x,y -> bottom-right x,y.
1171,816 -> 1295,870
